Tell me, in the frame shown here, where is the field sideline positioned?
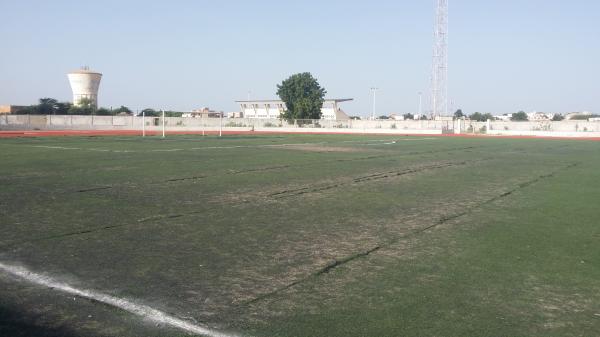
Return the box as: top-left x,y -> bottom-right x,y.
2,129 -> 600,141
0,134 -> 599,337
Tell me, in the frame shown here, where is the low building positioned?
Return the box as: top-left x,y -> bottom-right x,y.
235,99 -> 352,120
0,105 -> 28,114
566,111 -> 593,120
528,112 -> 551,121
494,114 -> 512,121
227,111 -> 243,118
182,107 -> 223,118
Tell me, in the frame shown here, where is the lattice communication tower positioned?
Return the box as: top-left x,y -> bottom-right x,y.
431,0 -> 448,117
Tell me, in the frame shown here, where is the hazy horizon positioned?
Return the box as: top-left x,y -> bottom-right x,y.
1,0 -> 598,117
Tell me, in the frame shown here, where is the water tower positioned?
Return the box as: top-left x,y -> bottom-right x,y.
67,66 -> 102,107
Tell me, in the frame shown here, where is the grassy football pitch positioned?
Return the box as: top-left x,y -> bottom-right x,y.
0,134 -> 599,337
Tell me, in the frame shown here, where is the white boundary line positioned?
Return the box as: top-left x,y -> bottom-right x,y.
31,145 -> 134,153
0,262 -> 242,337
32,145 -> 81,150
29,138 -> 438,153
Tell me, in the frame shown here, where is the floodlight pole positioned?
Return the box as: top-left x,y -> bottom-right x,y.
370,87 -> 379,120
418,92 -> 423,116
162,109 -> 165,138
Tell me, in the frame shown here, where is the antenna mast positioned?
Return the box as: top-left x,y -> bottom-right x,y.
431,0 -> 448,118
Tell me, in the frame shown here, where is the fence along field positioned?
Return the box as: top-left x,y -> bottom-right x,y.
0,134 -> 599,337
2,114 -> 600,138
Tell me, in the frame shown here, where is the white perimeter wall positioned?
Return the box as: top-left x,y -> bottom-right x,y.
2,115 -> 600,137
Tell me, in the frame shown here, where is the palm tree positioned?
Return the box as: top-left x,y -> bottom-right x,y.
38,98 -> 58,115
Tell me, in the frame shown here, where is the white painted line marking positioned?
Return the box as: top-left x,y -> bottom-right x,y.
190,142 -> 327,151
354,138 -> 439,146
0,262 -> 242,337
31,146 -> 134,153
32,145 -> 81,150
397,137 -> 439,141
151,148 -> 185,152
363,141 -> 397,146
29,138 -> 437,154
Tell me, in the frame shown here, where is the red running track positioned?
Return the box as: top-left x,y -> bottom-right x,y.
1,129 -> 599,141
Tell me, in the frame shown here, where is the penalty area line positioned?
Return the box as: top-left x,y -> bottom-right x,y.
0,262 -> 243,337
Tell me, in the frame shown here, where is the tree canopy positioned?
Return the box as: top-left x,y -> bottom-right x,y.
114,106 -> 133,115
15,98 -> 71,115
38,98 -> 58,115
511,111 -> 529,121
454,109 -> 464,119
141,108 -> 161,117
276,72 -> 326,121
12,97 -> 136,116
469,112 -> 494,122
68,98 -> 96,115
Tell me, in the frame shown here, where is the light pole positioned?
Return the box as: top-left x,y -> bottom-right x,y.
162,109 -> 165,138
418,92 -> 423,117
370,87 -> 379,120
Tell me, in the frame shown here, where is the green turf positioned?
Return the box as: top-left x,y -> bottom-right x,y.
0,134 -> 598,337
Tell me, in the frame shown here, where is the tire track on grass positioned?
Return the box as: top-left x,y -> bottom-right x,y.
0,159 -> 482,248
241,162 -> 581,306
70,165 -> 292,193
268,161 -> 472,199
70,145 -> 481,194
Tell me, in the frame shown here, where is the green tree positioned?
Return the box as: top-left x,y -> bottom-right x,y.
15,106 -> 36,114
95,108 -> 113,115
511,111 -> 529,121
37,98 -> 58,115
141,108 -> 161,117
14,99 -> 77,115
114,106 -> 132,115
276,72 -> 326,121
552,114 -> 565,121
454,109 -> 464,119
55,102 -> 72,115
164,111 -> 183,117
68,98 -> 95,115
403,113 -> 414,120
469,112 -> 494,122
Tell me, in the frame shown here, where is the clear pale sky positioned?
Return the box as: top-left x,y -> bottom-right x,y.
0,0 -> 598,116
